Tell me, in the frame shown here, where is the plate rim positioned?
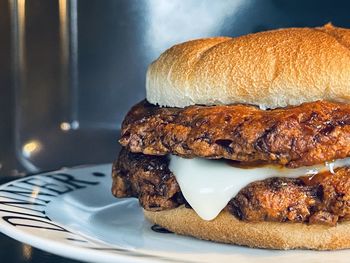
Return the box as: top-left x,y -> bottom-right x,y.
0,164 -> 174,263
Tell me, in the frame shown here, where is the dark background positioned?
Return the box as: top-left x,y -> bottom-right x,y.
1,0 -> 350,262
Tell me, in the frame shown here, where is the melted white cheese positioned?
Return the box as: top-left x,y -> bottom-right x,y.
169,156 -> 350,221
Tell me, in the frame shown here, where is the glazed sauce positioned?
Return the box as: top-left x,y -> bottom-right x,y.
299,171 -> 333,186
227,159 -> 335,186
226,160 -> 281,169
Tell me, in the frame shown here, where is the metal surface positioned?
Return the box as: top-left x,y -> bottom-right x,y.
0,233 -> 82,263
2,0 -> 350,262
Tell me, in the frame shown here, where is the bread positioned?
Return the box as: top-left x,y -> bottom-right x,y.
146,23 -> 350,109
144,206 -> 350,250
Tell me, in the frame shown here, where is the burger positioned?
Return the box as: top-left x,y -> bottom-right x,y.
112,23 -> 350,250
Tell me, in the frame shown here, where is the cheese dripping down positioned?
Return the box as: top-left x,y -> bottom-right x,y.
169,156 -> 350,221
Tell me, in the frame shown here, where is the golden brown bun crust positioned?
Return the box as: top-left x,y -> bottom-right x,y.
146,23 -> 350,109
144,206 -> 350,250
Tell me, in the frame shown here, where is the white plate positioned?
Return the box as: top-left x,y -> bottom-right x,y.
0,164 -> 349,263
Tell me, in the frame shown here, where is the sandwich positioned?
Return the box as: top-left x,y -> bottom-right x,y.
112,23 -> 350,250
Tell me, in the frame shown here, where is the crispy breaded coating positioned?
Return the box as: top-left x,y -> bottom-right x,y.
120,100 -> 350,168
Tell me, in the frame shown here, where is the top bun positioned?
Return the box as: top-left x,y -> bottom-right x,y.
146,24 -> 350,109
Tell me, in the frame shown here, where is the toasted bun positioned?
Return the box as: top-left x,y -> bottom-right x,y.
144,206 -> 350,250
146,24 -> 350,109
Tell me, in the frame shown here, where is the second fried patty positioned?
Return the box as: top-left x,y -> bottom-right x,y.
120,100 -> 350,168
112,148 -> 350,226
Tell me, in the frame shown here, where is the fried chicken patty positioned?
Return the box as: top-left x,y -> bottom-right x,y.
112,148 -> 350,226
112,148 -> 185,210
120,100 -> 350,168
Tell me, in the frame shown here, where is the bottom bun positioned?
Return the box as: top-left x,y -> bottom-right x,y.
144,206 -> 350,250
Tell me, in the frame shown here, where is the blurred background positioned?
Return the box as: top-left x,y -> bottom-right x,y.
2,0 -> 350,262
2,0 -> 350,178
